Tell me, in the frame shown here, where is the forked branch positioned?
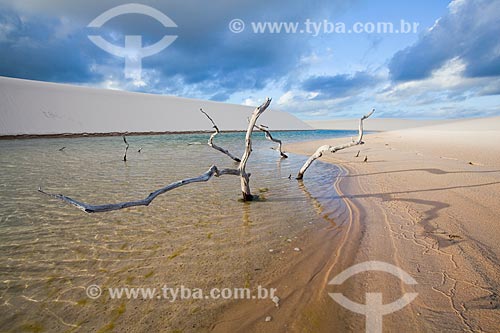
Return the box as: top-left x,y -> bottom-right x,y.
296,109 -> 374,180
38,166 -> 239,213
200,108 -> 241,162
254,124 -> 288,158
239,98 -> 272,201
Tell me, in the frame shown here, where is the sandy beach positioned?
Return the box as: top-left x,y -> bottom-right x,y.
266,117 -> 500,332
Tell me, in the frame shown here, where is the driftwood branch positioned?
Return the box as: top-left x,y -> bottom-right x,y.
39,98 -> 273,211
200,109 -> 241,162
123,135 -> 129,162
254,124 -> 288,158
238,98 -> 272,201
38,166 -> 239,213
296,109 -> 374,180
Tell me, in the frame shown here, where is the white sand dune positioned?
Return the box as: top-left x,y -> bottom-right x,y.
306,118 -> 458,131
0,76 -> 310,136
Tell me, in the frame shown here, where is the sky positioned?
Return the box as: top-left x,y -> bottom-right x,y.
0,0 -> 499,119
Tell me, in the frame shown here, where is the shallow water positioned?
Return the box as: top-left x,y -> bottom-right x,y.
0,130 -> 354,332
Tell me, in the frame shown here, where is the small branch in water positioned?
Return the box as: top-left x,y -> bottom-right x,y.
123,135 -> 129,162
38,166 -> 240,213
200,108 -> 241,162
296,109 -> 374,180
59,147 -> 66,151
254,124 -> 288,158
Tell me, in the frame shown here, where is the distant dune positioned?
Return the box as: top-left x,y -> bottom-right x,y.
0,77 -> 311,136
306,118 -> 458,132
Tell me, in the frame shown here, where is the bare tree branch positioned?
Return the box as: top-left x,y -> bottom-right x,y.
296,109 -> 374,180
200,108 -> 241,162
254,124 -> 288,158
123,135 -> 129,162
39,99 -> 272,210
38,166 -> 239,213
238,98 -> 272,201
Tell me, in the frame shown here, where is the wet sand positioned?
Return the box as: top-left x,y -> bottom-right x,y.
274,117 -> 500,332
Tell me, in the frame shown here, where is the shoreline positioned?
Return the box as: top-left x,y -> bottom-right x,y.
211,159 -> 362,332
281,120 -> 500,331
0,129 -> 318,141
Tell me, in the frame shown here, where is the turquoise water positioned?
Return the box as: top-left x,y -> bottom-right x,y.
0,130 -> 353,332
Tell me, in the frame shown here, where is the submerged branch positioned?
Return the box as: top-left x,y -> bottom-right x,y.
296,109 -> 374,180
200,108 -> 241,162
254,124 -> 288,158
38,166 -> 239,213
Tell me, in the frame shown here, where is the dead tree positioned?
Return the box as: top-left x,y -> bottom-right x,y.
254,124 -> 288,158
296,109 -> 374,180
200,108 -> 241,162
238,98 -> 272,200
38,98 -> 272,212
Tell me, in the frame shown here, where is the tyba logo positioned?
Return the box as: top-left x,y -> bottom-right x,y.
328,261 -> 418,333
87,4 -> 177,81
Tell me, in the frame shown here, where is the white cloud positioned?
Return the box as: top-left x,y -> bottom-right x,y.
380,57 -> 500,105
448,0 -> 467,14
242,97 -> 259,107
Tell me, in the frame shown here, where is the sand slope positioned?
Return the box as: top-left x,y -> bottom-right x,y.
284,117 -> 500,331
307,118 -> 459,131
0,76 -> 310,136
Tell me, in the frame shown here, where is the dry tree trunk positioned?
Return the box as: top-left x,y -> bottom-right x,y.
200,109 -> 241,162
254,124 -> 288,158
238,98 -> 272,201
296,109 -> 374,180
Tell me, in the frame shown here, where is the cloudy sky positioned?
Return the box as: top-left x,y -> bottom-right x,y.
0,0 -> 499,119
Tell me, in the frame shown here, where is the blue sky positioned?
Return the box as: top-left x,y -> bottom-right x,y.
0,0 -> 499,119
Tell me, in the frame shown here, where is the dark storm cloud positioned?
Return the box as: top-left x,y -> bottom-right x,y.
0,0 -> 351,99
389,0 -> 500,82
301,71 -> 379,99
